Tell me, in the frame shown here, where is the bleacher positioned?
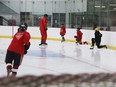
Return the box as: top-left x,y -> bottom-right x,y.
0,1 -> 17,25
0,1 -> 17,14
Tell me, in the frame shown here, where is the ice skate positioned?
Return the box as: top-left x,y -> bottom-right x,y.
61,40 -> 65,42
39,43 -> 48,46
39,43 -> 43,46
43,43 -> 48,45
104,45 -> 107,49
61,38 -> 65,42
11,72 -> 17,78
39,43 -> 48,49
90,46 -> 94,49
75,42 -> 78,45
7,69 -> 12,77
83,41 -> 88,45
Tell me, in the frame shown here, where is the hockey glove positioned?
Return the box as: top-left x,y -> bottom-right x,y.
24,42 -> 31,55
25,42 -> 31,50
24,50 -> 27,54
74,36 -> 77,38
45,27 -> 48,30
100,34 -> 102,37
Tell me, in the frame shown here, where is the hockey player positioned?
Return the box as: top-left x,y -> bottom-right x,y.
90,27 -> 107,49
60,24 -> 66,42
74,27 -> 88,45
74,27 -> 83,45
39,14 -> 48,46
5,23 -> 31,77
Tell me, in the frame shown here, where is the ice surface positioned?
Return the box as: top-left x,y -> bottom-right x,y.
0,38 -> 116,77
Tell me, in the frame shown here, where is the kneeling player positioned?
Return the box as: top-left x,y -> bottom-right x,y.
74,27 -> 83,45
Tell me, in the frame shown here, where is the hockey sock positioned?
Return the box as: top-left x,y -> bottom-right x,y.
6,63 -> 12,70
6,63 -> 12,77
11,65 -> 19,77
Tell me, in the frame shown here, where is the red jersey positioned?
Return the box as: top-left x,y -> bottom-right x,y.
77,30 -> 83,41
40,17 -> 47,32
8,31 -> 31,55
60,26 -> 66,35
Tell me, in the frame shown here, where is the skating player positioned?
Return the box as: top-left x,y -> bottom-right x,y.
90,27 -> 107,49
60,24 -> 66,42
5,23 -> 31,77
39,14 -> 48,46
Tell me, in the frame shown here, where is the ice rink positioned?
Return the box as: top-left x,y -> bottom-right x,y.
0,38 -> 116,77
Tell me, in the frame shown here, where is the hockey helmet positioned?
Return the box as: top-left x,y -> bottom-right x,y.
95,27 -> 100,31
44,14 -> 48,17
19,22 -> 28,30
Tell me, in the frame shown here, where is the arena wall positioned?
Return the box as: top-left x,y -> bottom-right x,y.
0,26 -> 116,50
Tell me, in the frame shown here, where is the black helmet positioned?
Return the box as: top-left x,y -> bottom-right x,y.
44,14 -> 48,17
19,22 -> 28,30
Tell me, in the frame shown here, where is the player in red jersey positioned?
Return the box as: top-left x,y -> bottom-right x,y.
74,27 -> 88,45
39,14 -> 48,46
60,24 -> 66,42
74,27 -> 83,45
5,23 -> 31,77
